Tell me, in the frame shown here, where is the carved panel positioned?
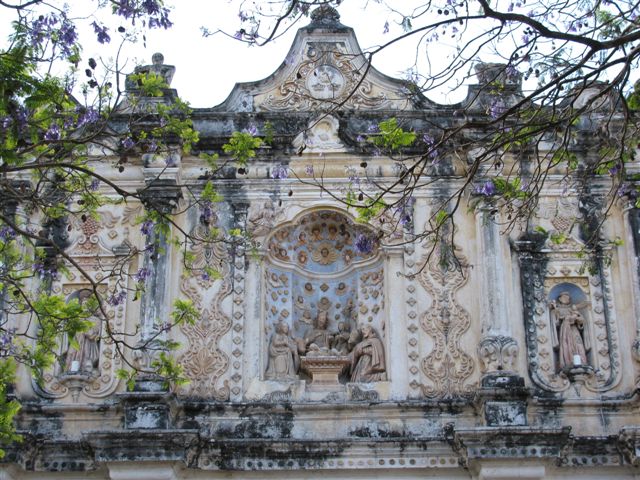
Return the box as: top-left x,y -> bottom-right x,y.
258,42 -> 397,112
516,237 -> 621,394
416,243 -> 475,398
36,208 -> 129,401
263,210 -> 385,384
178,222 -> 233,400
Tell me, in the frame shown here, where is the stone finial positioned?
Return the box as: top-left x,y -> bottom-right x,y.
310,5 -> 341,25
151,52 -> 164,66
125,52 -> 175,92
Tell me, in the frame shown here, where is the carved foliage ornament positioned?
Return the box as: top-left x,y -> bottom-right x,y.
260,42 -> 393,111
478,335 -> 518,373
178,222 -> 233,400
417,243 -> 475,398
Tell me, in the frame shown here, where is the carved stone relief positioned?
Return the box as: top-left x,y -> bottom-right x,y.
263,210 -> 386,385
247,199 -> 285,239
416,243 -> 475,398
258,42 -> 396,112
478,335 -> 519,373
292,116 -> 345,153
178,219 -> 233,400
515,235 -> 621,394
37,208 -> 129,401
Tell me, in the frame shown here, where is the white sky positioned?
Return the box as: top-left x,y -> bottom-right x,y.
114,0 -> 450,107
1,0 -> 468,107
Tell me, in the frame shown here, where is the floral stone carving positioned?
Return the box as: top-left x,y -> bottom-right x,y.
417,243 -> 475,398
478,336 -> 519,373
264,210 -> 386,385
178,222 -> 233,400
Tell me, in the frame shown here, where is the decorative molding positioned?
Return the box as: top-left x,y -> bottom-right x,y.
478,335 -> 519,374
514,235 -> 621,394
417,242 -> 475,398
178,222 -> 233,400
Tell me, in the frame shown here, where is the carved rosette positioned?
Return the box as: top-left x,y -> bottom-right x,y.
478,335 -> 519,373
178,221 -> 233,400
515,237 -> 621,394
416,243 -> 475,398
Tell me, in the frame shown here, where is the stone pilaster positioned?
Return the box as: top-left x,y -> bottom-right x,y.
134,179 -> 182,389
383,243 -> 408,399
230,202 -> 248,401
622,202 -> 640,363
473,201 -> 519,375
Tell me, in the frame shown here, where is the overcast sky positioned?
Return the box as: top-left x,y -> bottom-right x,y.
0,1 -> 468,107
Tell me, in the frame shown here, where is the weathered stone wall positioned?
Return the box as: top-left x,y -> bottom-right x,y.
4,6 -> 640,480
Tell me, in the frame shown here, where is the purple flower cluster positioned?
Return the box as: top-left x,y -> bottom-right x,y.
618,183 -> 638,199
355,234 -> 375,255
199,201 -> 214,224
609,163 -> 622,176
140,219 -> 154,236
89,178 -> 101,191
77,108 -> 100,128
489,99 -> 507,119
394,196 -> 416,226
133,267 -> 151,282
29,14 -> 77,58
108,290 -> 127,306
91,21 -> 111,44
422,133 -> 439,161
116,0 -> 173,29
242,124 -> 258,136
122,137 -> 135,150
476,180 -> 498,197
271,165 -> 289,180
0,226 -> 16,241
34,262 -> 58,280
305,165 -> 314,176
44,124 -> 61,141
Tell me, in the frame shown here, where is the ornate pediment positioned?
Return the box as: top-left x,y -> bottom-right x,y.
217,8 -> 423,112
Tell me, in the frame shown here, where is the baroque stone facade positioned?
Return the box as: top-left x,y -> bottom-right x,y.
4,6 -> 640,480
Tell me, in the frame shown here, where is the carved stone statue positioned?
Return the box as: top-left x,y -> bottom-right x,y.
330,321 -> 352,355
350,325 -> 387,382
265,322 -> 300,381
550,291 -> 591,369
63,290 -> 101,375
302,311 -> 332,355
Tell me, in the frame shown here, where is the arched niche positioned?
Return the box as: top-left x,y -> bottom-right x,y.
263,209 -> 385,380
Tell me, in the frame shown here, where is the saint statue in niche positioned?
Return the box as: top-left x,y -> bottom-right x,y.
549,291 -> 591,370
265,322 -> 300,380
349,325 -> 387,382
65,290 -> 101,375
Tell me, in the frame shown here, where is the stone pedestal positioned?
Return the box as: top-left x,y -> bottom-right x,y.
475,373 -> 528,427
119,391 -> 172,430
300,355 -> 350,390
